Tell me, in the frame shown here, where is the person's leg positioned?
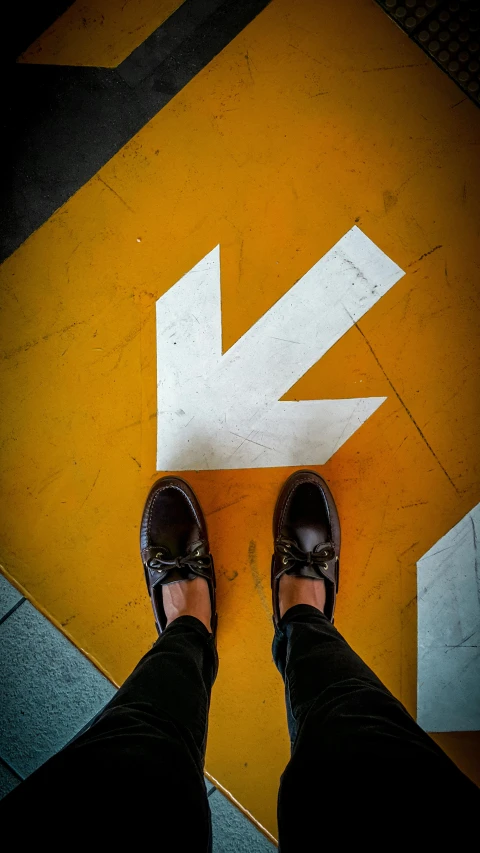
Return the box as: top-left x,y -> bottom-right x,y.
274,603 -> 479,848
3,615 -> 216,844
271,471 -> 479,849
2,477 -> 218,851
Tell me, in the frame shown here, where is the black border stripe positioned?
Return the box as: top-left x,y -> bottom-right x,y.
1,0 -> 272,262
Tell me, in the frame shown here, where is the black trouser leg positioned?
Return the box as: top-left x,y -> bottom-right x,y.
273,604 -> 479,849
2,616 -> 218,849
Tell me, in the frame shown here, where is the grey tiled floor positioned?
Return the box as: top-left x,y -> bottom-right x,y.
0,574 -> 275,850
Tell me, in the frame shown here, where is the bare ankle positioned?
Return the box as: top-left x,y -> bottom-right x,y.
163,577 -> 212,632
279,574 -> 326,619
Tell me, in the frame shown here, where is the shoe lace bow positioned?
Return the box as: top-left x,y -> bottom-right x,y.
275,538 -> 335,572
147,546 -> 212,576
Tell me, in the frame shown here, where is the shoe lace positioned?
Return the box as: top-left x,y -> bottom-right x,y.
147,546 -> 212,575
274,538 -> 335,572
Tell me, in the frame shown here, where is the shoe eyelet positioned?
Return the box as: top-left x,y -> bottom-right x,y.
282,557 -> 289,565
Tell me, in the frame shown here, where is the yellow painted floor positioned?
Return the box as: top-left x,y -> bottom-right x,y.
19,0 -> 184,66
1,0 -> 480,837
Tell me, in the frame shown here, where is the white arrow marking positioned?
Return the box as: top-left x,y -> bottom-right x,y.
156,226 -> 404,470
417,504 -> 480,732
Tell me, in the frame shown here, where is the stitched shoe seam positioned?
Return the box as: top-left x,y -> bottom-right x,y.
146,484 -> 203,549
278,475 -> 332,537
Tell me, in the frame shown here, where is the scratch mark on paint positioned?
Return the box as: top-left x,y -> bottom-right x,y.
445,629 -> 478,649
245,51 -> 254,83
66,243 -> 81,263
444,261 -> 450,287
363,62 -> 429,72
348,313 -> 458,494
2,321 -> 85,360
97,176 -> 134,213
129,455 -> 141,468
370,624 -> 404,648
80,469 -> 101,508
114,419 -> 141,433
100,317 -> 147,358
450,97 -> 467,108
423,544 -> 456,560
37,469 -> 63,495
248,540 -> 269,615
445,646 -> 478,652
287,42 -> 323,65
331,400 -> 361,455
408,245 -> 442,266
396,169 -> 421,195
250,449 -> 267,464
399,541 -> 419,558
393,436 -> 408,457
207,495 -> 248,516
229,432 -> 275,453
402,594 -> 417,614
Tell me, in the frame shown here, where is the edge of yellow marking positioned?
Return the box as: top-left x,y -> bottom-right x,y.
1,563 -> 278,844
206,772 -> 279,846
18,0 -> 184,67
0,563 -> 120,685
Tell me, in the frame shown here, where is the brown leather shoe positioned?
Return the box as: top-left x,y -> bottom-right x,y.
271,470 -> 340,626
140,476 -> 217,636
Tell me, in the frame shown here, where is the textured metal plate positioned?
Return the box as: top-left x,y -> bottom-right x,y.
377,0 -> 480,105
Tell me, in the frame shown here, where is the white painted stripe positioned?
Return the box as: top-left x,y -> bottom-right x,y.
156,226 -> 404,470
417,503 -> 480,731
